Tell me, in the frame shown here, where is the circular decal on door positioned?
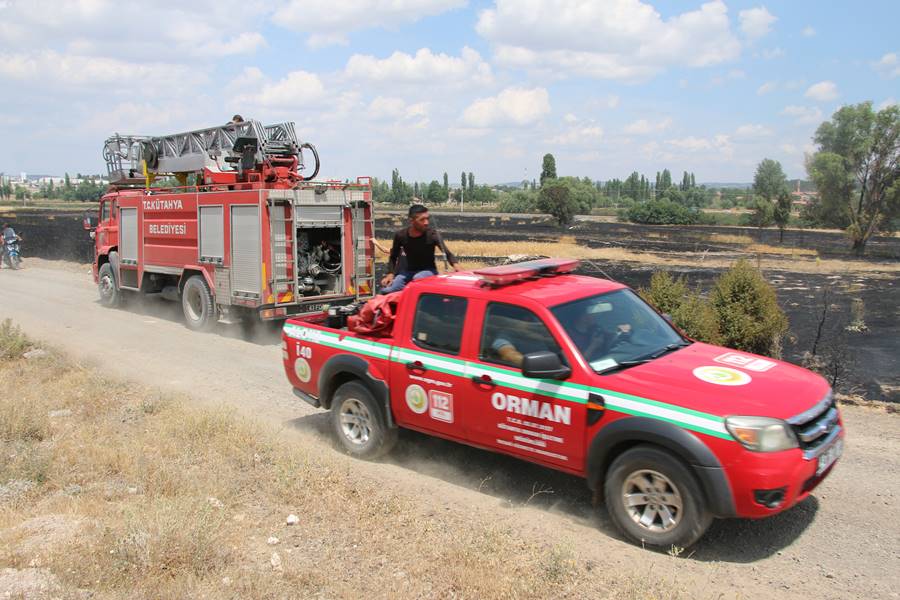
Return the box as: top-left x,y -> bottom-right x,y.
693,365 -> 751,386
405,384 -> 428,414
294,357 -> 312,383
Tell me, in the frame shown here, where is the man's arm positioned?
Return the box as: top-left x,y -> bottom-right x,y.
382,232 -> 403,286
434,230 -> 460,271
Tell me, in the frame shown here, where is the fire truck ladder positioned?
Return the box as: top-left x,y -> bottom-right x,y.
103,120 -> 315,185
349,191 -> 376,300
269,195 -> 296,304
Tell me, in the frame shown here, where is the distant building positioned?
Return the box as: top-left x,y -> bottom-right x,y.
790,181 -> 818,207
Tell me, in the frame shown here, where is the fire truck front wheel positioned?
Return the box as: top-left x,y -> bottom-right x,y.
98,263 -> 121,308
604,445 -> 712,549
182,275 -> 218,332
331,381 -> 397,459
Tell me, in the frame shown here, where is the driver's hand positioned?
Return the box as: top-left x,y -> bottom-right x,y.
617,323 -> 632,334
380,273 -> 394,286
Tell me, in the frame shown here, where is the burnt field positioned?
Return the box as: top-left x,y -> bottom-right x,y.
5,208 -> 897,402
377,213 -> 900,403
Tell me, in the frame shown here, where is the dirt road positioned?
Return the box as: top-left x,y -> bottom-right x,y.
3,264 -> 899,599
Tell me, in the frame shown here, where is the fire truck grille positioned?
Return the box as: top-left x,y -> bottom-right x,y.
787,392 -> 839,454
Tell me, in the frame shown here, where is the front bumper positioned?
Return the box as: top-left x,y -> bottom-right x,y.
727,426 -> 845,518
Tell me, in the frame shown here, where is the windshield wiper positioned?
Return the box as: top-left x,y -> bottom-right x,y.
595,341 -> 692,375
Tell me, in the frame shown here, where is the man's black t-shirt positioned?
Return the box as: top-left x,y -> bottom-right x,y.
389,227 -> 456,273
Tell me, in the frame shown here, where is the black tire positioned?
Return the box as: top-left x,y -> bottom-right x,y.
97,262 -> 121,307
604,445 -> 713,549
181,275 -> 217,332
330,381 -> 397,459
10,255 -> 21,270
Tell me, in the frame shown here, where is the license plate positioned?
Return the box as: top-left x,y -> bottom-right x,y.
816,438 -> 843,476
302,304 -> 325,314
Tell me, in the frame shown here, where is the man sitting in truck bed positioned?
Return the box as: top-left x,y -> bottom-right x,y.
381,204 -> 459,293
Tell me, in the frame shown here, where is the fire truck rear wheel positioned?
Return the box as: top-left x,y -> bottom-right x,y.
98,263 -> 121,308
331,381 -> 397,459
604,445 -> 712,549
182,275 -> 217,332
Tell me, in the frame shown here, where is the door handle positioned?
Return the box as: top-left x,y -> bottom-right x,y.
405,361 -> 426,372
471,374 -> 496,388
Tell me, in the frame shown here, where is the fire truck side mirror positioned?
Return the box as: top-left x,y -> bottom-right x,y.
83,214 -> 98,230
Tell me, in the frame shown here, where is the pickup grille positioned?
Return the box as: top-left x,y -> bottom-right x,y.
787,392 -> 840,458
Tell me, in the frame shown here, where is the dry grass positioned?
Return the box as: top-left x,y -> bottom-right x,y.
0,323 -> 697,599
705,233 -> 754,245
746,243 -> 818,257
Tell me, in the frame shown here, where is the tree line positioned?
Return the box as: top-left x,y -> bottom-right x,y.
0,173 -> 107,203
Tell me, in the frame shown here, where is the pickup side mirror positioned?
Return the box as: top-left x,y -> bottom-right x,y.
82,214 -> 98,230
521,351 -> 571,380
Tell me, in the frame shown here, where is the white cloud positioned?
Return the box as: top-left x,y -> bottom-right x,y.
879,98 -> 897,110
231,69 -> 326,110
757,81 -> 777,95
623,117 -> 672,135
563,113 -> 579,124
805,81 -> 838,102
734,123 -> 773,138
275,0 -> 466,47
367,97 -> 429,123
345,47 -> 493,86
801,25 -> 816,37
873,53 -> 900,79
0,50 -> 196,91
665,134 -> 733,157
548,125 -> 604,146
476,0 -> 741,81
781,105 -> 824,124
739,6 -> 776,40
461,87 -> 550,127
760,47 -> 784,59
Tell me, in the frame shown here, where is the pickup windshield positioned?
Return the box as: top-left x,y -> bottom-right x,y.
551,289 -> 688,374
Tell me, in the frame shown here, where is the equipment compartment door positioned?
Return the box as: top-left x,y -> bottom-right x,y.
119,207 -> 138,264
230,205 -> 261,295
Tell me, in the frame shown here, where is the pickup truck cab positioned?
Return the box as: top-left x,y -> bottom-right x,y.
281,259 -> 844,548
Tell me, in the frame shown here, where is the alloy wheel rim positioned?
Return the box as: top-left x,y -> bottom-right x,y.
621,469 -> 683,533
339,398 -> 372,446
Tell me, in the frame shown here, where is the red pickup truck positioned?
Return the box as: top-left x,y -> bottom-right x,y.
281,259 -> 844,548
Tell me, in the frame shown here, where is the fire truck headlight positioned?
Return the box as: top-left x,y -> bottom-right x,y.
725,416 -> 798,452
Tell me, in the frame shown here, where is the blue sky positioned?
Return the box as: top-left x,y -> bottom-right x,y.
0,0 -> 897,183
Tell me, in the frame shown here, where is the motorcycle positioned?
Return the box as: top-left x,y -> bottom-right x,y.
2,239 -> 22,270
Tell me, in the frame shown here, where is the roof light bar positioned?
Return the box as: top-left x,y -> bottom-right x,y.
474,258 -> 580,286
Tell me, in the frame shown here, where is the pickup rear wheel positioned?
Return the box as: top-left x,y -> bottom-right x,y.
331,381 -> 397,459
182,275 -> 217,332
604,445 -> 712,549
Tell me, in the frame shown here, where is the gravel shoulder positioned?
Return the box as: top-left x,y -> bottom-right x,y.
2,265 -> 899,599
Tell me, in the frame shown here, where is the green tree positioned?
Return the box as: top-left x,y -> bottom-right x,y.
540,153 -> 557,185
426,180 -> 443,203
468,172 -> 474,193
442,172 -> 449,199
460,171 -> 466,196
774,190 -> 793,242
752,158 -> 788,233
806,102 -> 900,253
64,173 -> 71,191
537,184 -> 576,225
659,169 -> 672,190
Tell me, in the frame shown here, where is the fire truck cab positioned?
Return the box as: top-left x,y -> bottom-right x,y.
91,119 -> 374,330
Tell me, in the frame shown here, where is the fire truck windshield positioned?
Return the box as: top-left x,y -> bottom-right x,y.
551,289 -> 688,373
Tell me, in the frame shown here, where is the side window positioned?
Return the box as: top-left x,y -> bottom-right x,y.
412,294 -> 467,355
480,303 -> 563,368
100,201 -> 109,222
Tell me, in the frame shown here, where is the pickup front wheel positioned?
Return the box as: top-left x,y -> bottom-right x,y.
604,445 -> 712,549
331,381 -> 397,459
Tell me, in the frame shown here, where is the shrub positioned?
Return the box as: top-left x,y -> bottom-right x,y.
537,184 -> 577,225
710,259 -> 787,356
639,272 -> 721,344
498,190 -> 538,213
626,200 -> 699,225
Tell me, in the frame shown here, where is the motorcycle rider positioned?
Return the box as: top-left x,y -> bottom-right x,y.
1,222 -> 21,268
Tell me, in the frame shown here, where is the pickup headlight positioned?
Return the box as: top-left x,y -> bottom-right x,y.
725,416 -> 798,452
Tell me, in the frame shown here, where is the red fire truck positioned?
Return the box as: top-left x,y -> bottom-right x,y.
280,259 -> 844,548
89,119 -> 375,330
